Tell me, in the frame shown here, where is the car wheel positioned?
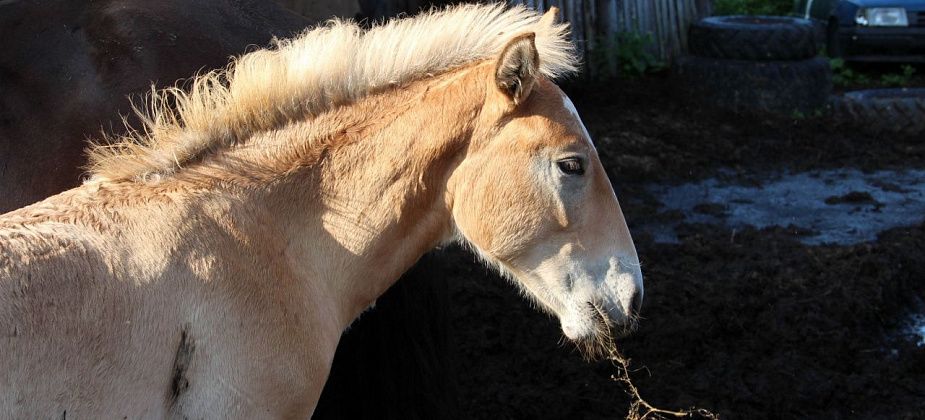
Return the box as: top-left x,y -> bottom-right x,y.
833,88 -> 925,136
674,55 -> 832,115
688,15 -> 818,61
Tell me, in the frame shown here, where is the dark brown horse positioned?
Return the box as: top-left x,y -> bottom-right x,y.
0,0 -> 308,211
0,0 -> 453,417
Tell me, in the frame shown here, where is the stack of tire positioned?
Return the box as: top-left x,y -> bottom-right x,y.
675,16 -> 832,115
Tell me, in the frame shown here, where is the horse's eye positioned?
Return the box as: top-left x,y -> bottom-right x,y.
557,158 -> 584,176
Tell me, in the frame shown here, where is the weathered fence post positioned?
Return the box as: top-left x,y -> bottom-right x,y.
596,0 -> 621,77
695,0 -> 714,17
508,0 -> 713,69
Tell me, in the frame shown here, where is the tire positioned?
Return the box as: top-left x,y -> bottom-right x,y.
689,16 -> 817,61
674,55 -> 832,115
833,88 -> 925,136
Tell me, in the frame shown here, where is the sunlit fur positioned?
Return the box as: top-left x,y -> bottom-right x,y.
86,3 -> 576,182
0,4 -> 640,417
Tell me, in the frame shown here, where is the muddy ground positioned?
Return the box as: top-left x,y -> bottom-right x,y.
439,74 -> 925,418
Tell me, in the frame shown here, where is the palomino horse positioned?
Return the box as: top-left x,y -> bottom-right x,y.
0,4 -> 642,417
1,0 -> 452,416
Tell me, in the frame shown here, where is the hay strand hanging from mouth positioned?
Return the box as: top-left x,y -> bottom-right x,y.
602,338 -> 719,420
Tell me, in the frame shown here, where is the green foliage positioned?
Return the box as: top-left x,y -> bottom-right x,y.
589,32 -> 665,79
614,32 -> 665,77
714,0 -> 794,16
880,65 -> 917,87
790,107 -> 826,120
831,59 -> 917,88
830,58 -> 870,86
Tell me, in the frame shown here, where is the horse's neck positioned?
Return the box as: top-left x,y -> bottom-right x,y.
261,65 -> 488,327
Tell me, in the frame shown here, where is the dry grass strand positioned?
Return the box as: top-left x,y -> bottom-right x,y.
600,337 -> 720,420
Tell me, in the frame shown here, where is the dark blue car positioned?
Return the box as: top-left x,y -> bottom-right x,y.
796,0 -> 925,61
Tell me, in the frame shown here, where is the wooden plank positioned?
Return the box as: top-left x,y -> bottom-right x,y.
681,0 -> 690,54
682,0 -> 695,52
586,0 -> 596,40
625,0 -> 634,33
597,0 -> 618,37
560,0 -> 571,45
667,0 -> 676,58
565,0 -> 578,60
682,0 -> 693,53
618,0 -> 625,32
584,0 -> 596,53
648,0 -> 657,54
669,0 -> 679,59
505,0 -> 718,67
669,0 -> 676,58
576,0 -> 584,65
637,0 -> 646,34
695,0 -> 713,18
636,0 -> 646,35
622,0 -> 631,33
678,0 -> 685,55
647,0 -> 655,60
640,0 -> 658,61
659,0 -> 669,59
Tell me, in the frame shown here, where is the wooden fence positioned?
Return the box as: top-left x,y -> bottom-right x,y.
509,0 -> 713,72
280,0 -> 713,76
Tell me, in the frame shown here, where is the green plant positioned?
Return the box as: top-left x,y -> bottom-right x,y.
790,107 -> 826,120
589,32 -> 665,79
615,32 -> 664,77
831,59 -> 918,88
714,0 -> 794,16
830,58 -> 870,87
880,65 -> 917,87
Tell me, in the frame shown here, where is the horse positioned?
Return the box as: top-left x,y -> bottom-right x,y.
0,4 -> 642,417
0,0 -> 311,213
1,1 -> 455,417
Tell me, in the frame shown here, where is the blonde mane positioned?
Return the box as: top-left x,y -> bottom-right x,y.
87,3 -> 578,181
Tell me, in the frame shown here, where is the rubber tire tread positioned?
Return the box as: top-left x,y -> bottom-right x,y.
674,55 -> 832,115
689,16 -> 817,61
833,89 -> 925,137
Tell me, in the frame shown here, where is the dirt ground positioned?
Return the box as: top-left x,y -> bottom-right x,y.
439,74 -> 925,419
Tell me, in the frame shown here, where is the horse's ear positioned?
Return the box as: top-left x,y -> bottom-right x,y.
539,6 -> 559,27
494,32 -> 539,107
